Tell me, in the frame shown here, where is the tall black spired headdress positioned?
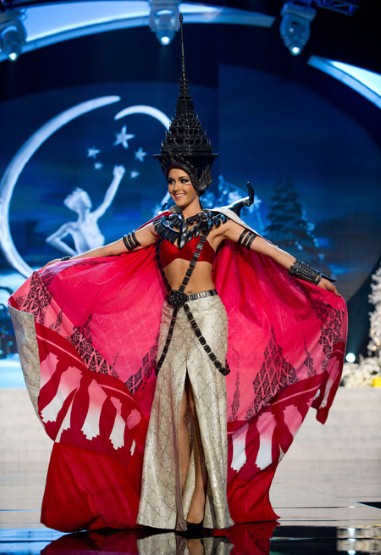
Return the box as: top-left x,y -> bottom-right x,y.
154,14 -> 217,194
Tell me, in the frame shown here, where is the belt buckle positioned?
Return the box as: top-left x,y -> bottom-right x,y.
167,290 -> 187,309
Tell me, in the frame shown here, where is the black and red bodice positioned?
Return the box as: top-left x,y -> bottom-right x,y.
159,236 -> 216,267
153,209 -> 227,267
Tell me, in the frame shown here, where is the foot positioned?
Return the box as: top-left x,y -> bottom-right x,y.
186,490 -> 205,525
182,521 -> 206,540
186,519 -> 204,529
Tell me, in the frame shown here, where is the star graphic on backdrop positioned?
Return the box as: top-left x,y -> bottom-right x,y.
130,171 -> 140,179
94,162 -> 103,170
87,146 -> 100,159
134,147 -> 147,162
114,126 -> 135,149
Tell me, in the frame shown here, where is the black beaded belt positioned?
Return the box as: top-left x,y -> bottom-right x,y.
166,289 -> 217,308
185,289 -> 218,302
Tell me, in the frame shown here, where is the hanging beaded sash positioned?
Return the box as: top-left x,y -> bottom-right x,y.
155,236 -> 230,376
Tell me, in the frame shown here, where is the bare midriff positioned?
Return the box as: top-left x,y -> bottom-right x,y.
163,259 -> 215,294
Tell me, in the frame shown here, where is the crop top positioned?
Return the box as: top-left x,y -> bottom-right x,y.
159,236 -> 216,268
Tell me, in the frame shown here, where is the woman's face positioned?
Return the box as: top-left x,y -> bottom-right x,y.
167,168 -> 198,209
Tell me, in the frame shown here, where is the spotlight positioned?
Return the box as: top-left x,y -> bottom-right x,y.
0,10 -> 26,62
345,352 -> 356,363
280,2 -> 316,56
149,0 -> 180,45
2,25 -> 24,61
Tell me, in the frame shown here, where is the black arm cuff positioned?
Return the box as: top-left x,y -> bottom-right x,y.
289,259 -> 335,284
289,259 -> 322,284
237,229 -> 257,249
123,231 -> 141,251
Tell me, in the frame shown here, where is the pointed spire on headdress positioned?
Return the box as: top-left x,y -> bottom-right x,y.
176,14 -> 194,115
155,14 -> 217,193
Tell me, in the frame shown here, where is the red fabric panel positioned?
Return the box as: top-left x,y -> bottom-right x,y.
42,442 -> 141,531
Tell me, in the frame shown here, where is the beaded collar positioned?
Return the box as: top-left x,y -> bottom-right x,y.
154,210 -> 228,248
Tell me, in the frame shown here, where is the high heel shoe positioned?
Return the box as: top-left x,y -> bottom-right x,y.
185,520 -> 204,538
186,520 -> 203,529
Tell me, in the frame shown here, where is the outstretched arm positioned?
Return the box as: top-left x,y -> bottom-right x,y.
43,222 -> 157,267
222,219 -> 340,295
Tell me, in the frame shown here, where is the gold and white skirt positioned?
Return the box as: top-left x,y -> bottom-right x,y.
137,294 -> 233,531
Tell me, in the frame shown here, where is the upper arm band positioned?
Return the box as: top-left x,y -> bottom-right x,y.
123,231 -> 141,251
237,229 -> 257,249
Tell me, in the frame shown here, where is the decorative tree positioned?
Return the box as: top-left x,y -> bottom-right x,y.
264,177 -> 328,271
342,261 -> 381,387
368,263 -> 381,359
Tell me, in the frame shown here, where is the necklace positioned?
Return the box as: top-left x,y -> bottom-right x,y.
154,210 -> 228,248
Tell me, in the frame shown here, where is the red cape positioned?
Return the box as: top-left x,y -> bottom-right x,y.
9,209 -> 347,531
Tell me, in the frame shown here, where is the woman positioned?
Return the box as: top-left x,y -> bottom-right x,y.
134,166 -> 340,533
9,25 -> 346,532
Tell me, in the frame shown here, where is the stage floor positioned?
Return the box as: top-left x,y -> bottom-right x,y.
1,378 -> 380,553
0,458 -> 380,554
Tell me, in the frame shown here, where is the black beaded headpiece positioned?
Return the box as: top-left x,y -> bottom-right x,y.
154,14 -> 217,195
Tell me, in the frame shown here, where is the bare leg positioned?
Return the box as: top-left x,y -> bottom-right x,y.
186,384 -> 207,524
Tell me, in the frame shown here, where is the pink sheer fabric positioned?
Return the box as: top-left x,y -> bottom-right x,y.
9,227 -> 347,531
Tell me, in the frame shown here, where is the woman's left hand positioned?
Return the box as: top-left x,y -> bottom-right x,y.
318,277 -> 341,296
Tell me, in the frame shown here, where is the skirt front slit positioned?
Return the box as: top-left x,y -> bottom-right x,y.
137,294 -> 233,531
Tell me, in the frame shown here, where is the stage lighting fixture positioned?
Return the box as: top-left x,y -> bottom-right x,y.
0,10 -> 26,62
149,0 -> 180,45
280,2 -> 316,56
